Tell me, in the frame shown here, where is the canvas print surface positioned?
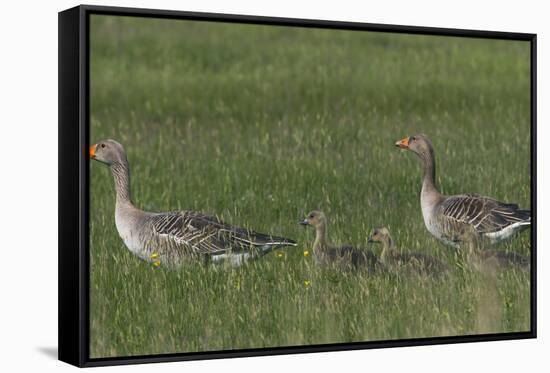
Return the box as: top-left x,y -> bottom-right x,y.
89,15 -> 531,358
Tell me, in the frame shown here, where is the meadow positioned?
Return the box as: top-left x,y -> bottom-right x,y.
89,15 -> 531,358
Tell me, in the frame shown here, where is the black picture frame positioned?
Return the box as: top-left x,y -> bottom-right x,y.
58,4 -> 537,367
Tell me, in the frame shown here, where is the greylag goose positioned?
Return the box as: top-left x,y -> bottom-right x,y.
299,210 -> 382,272
90,139 -> 297,268
395,134 -> 530,249
368,227 -> 446,274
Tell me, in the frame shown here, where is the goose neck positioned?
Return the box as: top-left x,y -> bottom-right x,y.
111,160 -> 133,206
313,223 -> 328,254
380,235 -> 395,262
419,149 -> 439,197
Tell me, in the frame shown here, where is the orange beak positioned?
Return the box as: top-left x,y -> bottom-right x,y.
89,144 -> 97,158
395,137 -> 410,149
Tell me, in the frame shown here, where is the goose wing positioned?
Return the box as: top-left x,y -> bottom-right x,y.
150,210 -> 296,256
439,194 -> 530,235
398,252 -> 445,272
336,246 -> 380,271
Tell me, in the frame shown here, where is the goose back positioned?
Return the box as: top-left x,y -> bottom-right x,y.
433,194 -> 530,246
318,245 -> 382,273
141,210 -> 297,262
383,251 -> 446,275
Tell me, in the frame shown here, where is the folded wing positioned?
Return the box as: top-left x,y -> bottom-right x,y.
149,210 -> 297,256
439,194 -> 530,235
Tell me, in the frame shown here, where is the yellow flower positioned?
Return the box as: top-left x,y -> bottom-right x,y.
304,280 -> 311,287
303,250 -> 310,257
276,251 -> 284,258
150,252 -> 160,259
152,260 -> 161,267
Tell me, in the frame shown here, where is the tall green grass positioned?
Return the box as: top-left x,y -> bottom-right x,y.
89,15 -> 531,358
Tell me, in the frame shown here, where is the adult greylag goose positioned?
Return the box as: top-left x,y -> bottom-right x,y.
395,134 -> 530,249
368,227 -> 446,274
299,210 -> 382,273
90,139 -> 297,268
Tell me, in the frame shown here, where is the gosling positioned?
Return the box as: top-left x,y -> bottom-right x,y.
300,210 -> 382,273
368,227 -> 446,275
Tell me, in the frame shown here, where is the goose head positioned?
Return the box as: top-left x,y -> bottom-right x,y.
368,227 -> 391,243
395,134 -> 434,160
90,139 -> 128,167
299,210 -> 327,229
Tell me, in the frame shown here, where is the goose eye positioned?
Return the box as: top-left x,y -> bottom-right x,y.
309,214 -> 314,219
411,136 -> 416,141
100,143 -> 106,148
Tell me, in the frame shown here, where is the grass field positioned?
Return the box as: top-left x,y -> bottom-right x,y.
89,15 -> 532,358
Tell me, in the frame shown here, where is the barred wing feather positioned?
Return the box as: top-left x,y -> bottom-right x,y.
150,211 -> 296,256
439,194 -> 530,235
